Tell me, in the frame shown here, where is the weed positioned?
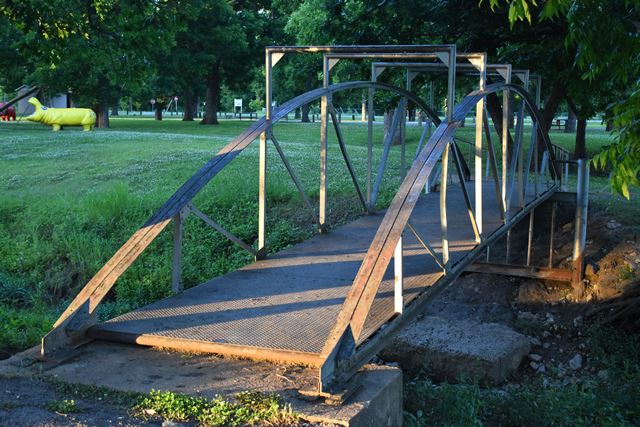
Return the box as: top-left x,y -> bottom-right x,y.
45,399 -> 80,414
136,389 -> 298,426
45,378 -> 145,408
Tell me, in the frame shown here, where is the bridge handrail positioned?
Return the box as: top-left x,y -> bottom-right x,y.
41,81 -> 443,356
318,82 -> 561,390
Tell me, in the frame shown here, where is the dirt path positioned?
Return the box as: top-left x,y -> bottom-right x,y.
0,376 -> 157,427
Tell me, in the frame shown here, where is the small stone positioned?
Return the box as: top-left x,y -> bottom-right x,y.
569,354 -> 583,371
385,361 -> 400,368
573,316 -> 583,328
597,370 -> 609,381
144,409 -> 157,416
530,361 -> 540,370
518,311 -> 539,322
529,337 -> 542,346
607,220 -> 622,230
543,331 -> 551,338
545,313 -> 555,324
543,343 -> 551,349
578,343 -> 586,350
163,421 -> 187,427
536,364 -> 546,374
528,353 -> 543,362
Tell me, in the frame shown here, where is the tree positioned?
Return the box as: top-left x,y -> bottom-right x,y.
0,15 -> 31,94
0,0 -> 178,128
486,0 -> 640,197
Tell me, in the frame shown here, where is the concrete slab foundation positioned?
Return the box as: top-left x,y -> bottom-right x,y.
380,315 -> 530,384
0,342 -> 402,427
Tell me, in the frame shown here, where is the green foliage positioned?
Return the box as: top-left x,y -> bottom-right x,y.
0,0 -> 179,114
136,390 -> 297,426
484,0 -> 640,197
45,399 -> 80,414
0,303 -> 55,352
593,87 -> 640,199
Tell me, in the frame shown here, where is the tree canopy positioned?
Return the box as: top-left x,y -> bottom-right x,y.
0,0 -> 637,196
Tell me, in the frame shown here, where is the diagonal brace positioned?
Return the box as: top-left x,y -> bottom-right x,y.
270,133 -> 320,226
191,205 -> 258,256
406,221 -> 445,270
329,105 -> 368,212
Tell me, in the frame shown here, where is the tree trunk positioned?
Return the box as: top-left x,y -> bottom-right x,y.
182,91 -> 196,121
486,92 -> 514,152
300,79 -> 314,123
202,64 -> 220,125
301,103 -> 311,123
605,119 -> 614,132
155,104 -> 163,121
508,94 -> 515,129
565,108 -> 577,133
541,81 -> 566,132
95,101 -> 109,128
294,108 -> 301,119
111,102 -> 119,116
574,118 -> 587,159
383,109 -> 402,145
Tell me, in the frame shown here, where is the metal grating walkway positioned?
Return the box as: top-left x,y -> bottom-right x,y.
89,181 -> 537,365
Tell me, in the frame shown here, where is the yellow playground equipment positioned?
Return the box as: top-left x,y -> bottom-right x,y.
26,97 -> 96,131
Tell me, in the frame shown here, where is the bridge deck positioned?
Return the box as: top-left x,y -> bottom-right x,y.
90,181 -> 538,365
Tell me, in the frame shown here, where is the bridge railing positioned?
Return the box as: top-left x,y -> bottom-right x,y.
317,82 -> 564,394
40,81 -> 445,357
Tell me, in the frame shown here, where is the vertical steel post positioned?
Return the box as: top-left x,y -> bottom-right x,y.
548,201 -> 557,268
402,70 -> 410,177
367,65 -> 375,211
572,158 -> 589,292
474,57 -> 486,241
441,144 -> 450,267
516,101 -> 526,208
394,236 -> 403,314
425,81 -> 435,194
501,85 -> 510,220
319,56 -> 330,232
257,50 -> 272,260
171,211 -> 184,293
446,50 -> 456,123
533,123 -> 539,196
526,209 -> 535,266
564,153 -> 569,191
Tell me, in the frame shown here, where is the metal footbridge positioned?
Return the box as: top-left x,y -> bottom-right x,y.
42,45 -> 589,398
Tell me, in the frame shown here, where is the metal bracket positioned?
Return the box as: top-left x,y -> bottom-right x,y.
271,52 -> 285,66
318,325 -> 356,395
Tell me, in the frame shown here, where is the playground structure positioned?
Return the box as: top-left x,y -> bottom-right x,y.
25,97 -> 96,131
0,102 -> 16,121
41,45 -> 588,400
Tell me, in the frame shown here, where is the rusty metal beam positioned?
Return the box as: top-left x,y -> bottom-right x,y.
467,262 -> 573,282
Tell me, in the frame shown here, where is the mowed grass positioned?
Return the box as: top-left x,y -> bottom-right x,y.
0,116 -> 633,354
